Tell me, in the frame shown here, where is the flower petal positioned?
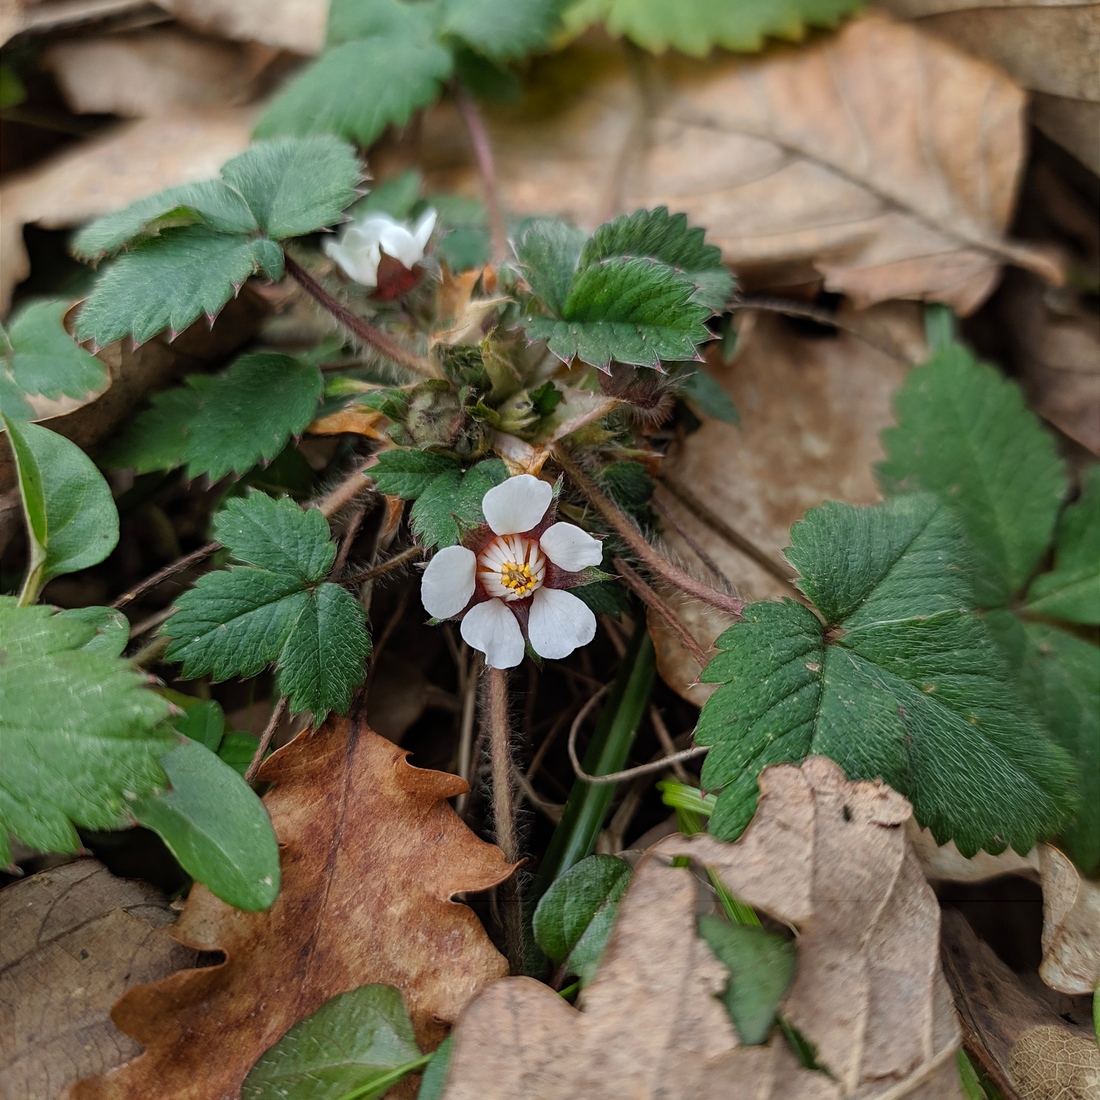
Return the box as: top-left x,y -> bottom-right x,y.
421,545 -> 477,619
482,474 -> 552,536
461,598 -> 525,669
323,229 -> 381,287
411,208 -> 437,252
527,587 -> 596,661
539,522 -> 603,572
378,223 -> 421,268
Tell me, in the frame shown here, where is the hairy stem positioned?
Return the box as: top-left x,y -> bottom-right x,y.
453,81 -> 507,264
337,544 -> 421,586
552,446 -> 746,618
612,557 -> 709,665
283,253 -> 439,378
112,540 -> 219,610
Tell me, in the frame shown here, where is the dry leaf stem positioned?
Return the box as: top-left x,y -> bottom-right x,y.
111,539 -> 219,611
553,446 -> 746,617
452,81 -> 508,264
245,697 -> 288,784
283,253 -> 439,378
612,556 -> 709,665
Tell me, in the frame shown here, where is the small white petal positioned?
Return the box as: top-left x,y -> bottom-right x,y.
528,587 -> 596,661
378,224 -> 421,268
539,522 -> 603,572
324,229 -> 381,286
482,475 -> 553,536
421,545 -> 477,619
411,208 -> 437,251
461,598 -> 525,669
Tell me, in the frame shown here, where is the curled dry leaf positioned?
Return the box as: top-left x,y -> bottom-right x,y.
68,714 -> 511,1100
0,109 -> 255,313
443,758 -> 961,1100
153,0 -> 328,55
0,860 -> 199,1100
422,14 -> 1056,313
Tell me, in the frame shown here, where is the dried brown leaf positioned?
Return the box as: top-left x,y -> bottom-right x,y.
0,861 -> 199,1100
443,758 -> 960,1100
153,0 -> 327,54
1037,844 -> 1100,996
1010,1026 -> 1100,1100
68,715 -> 511,1100
422,15 -> 1057,313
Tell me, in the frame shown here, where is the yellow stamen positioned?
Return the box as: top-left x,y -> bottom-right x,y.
500,561 -> 537,595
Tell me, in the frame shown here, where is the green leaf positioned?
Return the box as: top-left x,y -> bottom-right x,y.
72,180 -> 258,260
416,1036 -> 453,1100
255,37 -> 453,148
697,917 -> 796,1045
56,605 -> 130,657
242,984 -> 426,1100
439,0 -> 569,59
532,854 -> 631,985
173,699 -> 226,751
409,458 -> 508,549
74,229 -> 284,347
515,218 -> 587,317
680,368 -> 738,423
218,731 -> 261,776
563,0 -> 863,56
581,207 -> 732,312
0,299 -> 107,417
986,612 -> 1100,876
163,495 -> 370,719
1025,465 -> 1100,624
0,598 -> 174,864
219,136 -> 362,240
372,449 -> 460,499
130,738 -> 280,910
697,495 -> 1075,855
526,257 -> 710,370
4,416 -> 119,601
101,384 -> 203,473
877,345 -> 1067,607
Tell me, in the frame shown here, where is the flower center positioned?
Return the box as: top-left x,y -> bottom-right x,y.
477,534 -> 546,603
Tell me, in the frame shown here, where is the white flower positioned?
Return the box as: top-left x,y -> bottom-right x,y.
323,208 -> 437,288
420,473 -> 604,669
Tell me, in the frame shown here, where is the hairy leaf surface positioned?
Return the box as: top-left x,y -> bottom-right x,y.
439,0 -> 569,58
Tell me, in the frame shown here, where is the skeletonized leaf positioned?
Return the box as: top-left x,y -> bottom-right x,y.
0,599 -> 174,864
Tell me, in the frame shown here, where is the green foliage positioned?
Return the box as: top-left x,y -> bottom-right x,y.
986,612 -> 1100,876
4,416 -> 119,603
373,448 -> 461,498
242,984 -> 428,1100
0,299 -> 107,419
163,495 -> 371,719
519,211 -> 721,370
129,739 -> 280,911
1025,465 -> 1100,624
174,699 -> 225,750
416,1037 -> 453,1100
697,917 -> 796,1045
696,495 -> 1075,855
57,605 -> 130,657
533,854 -> 632,985
563,0 -> 863,56
105,353 -> 323,480
878,346 -> 1066,607
438,0 -> 569,59
680,368 -> 738,423
0,599 -> 175,864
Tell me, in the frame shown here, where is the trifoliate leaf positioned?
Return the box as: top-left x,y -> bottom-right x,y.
696,495 -> 1075,856
1025,465 -> 1100,624
241,985 -> 425,1100
439,0 -> 569,59
409,457 -> 508,548
4,416 -> 119,600
878,345 -> 1067,608
163,495 -> 370,719
515,218 -> 587,316
0,299 -> 107,418
696,917 -> 796,1045
581,207 -> 732,312
372,448 -> 460,499
129,739 -> 280,911
74,229 -> 284,347
986,611 -> 1100,876
532,854 -> 632,985
255,33 -> 452,148
563,0 -> 862,57
57,605 -> 130,658
0,598 -> 174,864
525,257 -> 710,370
101,383 -> 203,473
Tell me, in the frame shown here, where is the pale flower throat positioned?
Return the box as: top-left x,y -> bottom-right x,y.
477,535 -> 547,602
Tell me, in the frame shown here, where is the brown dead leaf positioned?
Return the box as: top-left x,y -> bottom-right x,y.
1036,844 -> 1100,996
1010,1026 -> 1100,1100
646,591 -> 734,708
423,15 -> 1056,313
0,109 -> 255,313
68,715 -> 511,1100
443,758 -> 959,1099
879,0 -> 1100,174
153,0 -> 327,54
307,406 -> 389,438
0,860 -> 199,1100
43,29 -> 261,117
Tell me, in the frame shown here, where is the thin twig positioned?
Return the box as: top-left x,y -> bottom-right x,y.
553,446 -> 746,618
649,705 -> 690,783
283,253 -> 439,378
452,81 -> 507,264
112,540 -> 219,610
316,457 -> 379,520
613,557 -> 709,666
245,697 -> 288,784
128,605 -> 176,642
337,544 -> 421,586
332,503 -> 368,577
513,764 -> 563,823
